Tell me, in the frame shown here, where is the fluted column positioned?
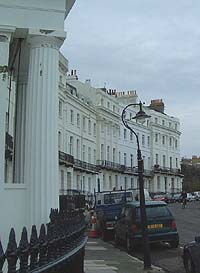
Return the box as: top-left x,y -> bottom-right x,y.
0,31 -> 12,185
24,35 -> 62,226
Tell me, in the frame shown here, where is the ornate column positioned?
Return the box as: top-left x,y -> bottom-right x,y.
0,30 -> 13,185
24,35 -> 63,226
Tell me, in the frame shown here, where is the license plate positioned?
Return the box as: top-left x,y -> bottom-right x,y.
148,224 -> 163,229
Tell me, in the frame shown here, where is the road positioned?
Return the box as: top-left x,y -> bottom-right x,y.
110,201 -> 200,273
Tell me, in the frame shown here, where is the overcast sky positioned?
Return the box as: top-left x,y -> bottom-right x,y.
61,0 -> 200,158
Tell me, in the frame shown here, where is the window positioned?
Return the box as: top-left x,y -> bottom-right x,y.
103,174 -> 106,189
130,154 -> 133,168
113,105 -> 116,112
76,139 -> 80,158
176,158 -> 178,168
162,135 -> 165,145
88,177 -> 91,192
69,136 -> 73,155
82,176 -> 85,191
107,101 -> 110,109
162,120 -> 165,126
101,144 -> 104,160
101,98 -> 104,106
129,112 -> 132,120
88,147 -> 91,163
119,152 -> 121,164
83,117 -> 86,131
155,117 -> 158,124
164,177 -> 167,192
155,133 -> 158,143
115,175 -> 118,189
169,122 -> 171,128
175,123 -> 177,130
113,148 -> 116,162
163,155 -> 166,167
124,153 -> 127,166
170,157 -> 173,168
124,129 -> 127,140
94,149 -> 96,164
59,100 -> 62,117
82,145 -> 86,161
107,146 -> 110,161
93,123 -> 96,136
88,120 -> 91,134
169,137 -> 172,147
58,131 -> 61,149
70,110 -> 74,124
175,139 -> 178,148
156,153 -> 159,165
131,178 -> 134,189
147,136 -> 150,146
142,135 -> 145,146
157,176 -> 160,190
77,113 -> 80,127
109,176 -> 112,190
124,177 -> 127,190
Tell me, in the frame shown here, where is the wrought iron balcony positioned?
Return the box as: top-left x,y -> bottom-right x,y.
153,165 -> 183,176
59,151 -> 74,166
74,159 -> 98,173
96,160 -> 125,172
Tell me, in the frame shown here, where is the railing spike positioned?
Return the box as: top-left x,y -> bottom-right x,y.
18,227 -> 29,273
6,228 -> 18,273
38,224 -> 47,266
30,225 -> 39,271
0,239 -> 5,273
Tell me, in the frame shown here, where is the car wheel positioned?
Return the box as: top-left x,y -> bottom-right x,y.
184,252 -> 196,273
126,235 -> 133,252
169,240 -> 179,248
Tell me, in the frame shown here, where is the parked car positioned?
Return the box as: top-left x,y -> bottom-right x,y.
150,192 -> 168,203
114,201 -> 179,251
183,236 -> 200,273
187,193 -> 196,202
173,193 -> 182,203
193,191 -> 200,201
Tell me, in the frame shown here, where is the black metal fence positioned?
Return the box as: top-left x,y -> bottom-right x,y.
0,209 -> 87,273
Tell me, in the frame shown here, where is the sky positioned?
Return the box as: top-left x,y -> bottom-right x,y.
61,0 -> 200,158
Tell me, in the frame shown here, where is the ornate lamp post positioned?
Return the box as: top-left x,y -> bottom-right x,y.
121,101 -> 151,270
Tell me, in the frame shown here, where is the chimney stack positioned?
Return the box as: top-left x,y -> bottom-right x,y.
149,99 -> 165,113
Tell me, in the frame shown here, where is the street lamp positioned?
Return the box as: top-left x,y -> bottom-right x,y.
121,101 -> 151,270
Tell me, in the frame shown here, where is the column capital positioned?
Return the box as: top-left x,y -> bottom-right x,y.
27,34 -> 64,50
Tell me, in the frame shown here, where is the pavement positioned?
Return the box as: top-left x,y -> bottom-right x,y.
84,237 -> 166,273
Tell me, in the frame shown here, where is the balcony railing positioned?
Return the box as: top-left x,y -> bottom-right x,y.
59,151 -> 74,166
96,160 -> 125,172
74,159 -> 98,173
153,165 -> 183,176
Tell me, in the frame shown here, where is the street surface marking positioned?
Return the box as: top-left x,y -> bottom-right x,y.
85,260 -> 118,271
87,241 -> 98,244
85,246 -> 107,250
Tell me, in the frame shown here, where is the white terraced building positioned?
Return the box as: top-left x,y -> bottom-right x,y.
58,56 -> 183,196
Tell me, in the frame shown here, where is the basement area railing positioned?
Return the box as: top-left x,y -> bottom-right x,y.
0,209 -> 87,273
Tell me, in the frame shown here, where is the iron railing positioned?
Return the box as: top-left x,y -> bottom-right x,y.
0,209 -> 87,273
153,165 -> 183,176
59,151 -> 74,166
74,159 -> 98,173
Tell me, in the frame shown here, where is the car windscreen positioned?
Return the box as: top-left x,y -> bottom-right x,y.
104,192 -> 133,204
136,205 -> 171,219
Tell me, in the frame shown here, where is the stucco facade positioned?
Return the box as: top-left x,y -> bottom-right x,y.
0,0 -> 76,248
